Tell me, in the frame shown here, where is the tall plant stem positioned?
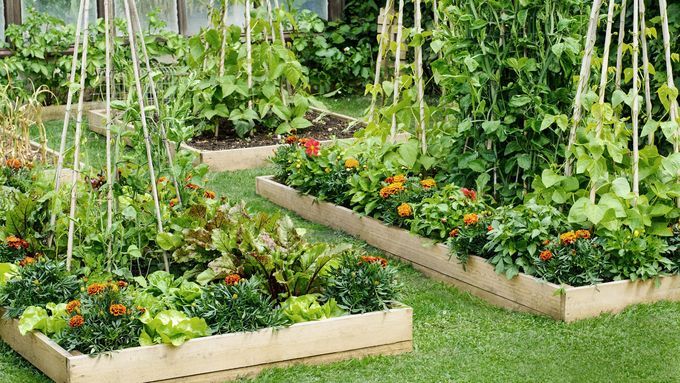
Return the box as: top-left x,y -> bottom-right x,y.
631,0 -> 640,205
104,0 -> 114,259
414,0 -> 426,153
245,0 -> 253,109
129,0 -> 183,206
614,0 -> 627,90
48,0 -> 86,248
658,0 -> 680,207
639,0 -> 652,145
389,0 -> 405,141
66,0 -> 92,271
368,0 -> 393,123
123,0 -> 169,272
565,0 -> 602,176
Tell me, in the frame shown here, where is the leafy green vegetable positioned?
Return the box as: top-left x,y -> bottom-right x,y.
139,310 -> 210,347
18,303 -> 68,336
281,294 -> 345,323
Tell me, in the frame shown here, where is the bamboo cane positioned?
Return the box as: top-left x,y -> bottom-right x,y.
265,0 -> 277,43
658,0 -> 680,207
123,0 -> 170,272
66,0 -> 92,271
565,0 -> 602,176
245,0 -> 253,109
104,0 -> 114,258
129,0 -> 183,206
219,0 -> 229,77
368,0 -> 393,123
389,0 -> 405,141
203,0 -> 215,71
415,0 -> 426,153
631,0 -> 640,205
48,0 -> 86,247
614,0 -> 627,90
273,0 -> 292,97
639,0 -> 653,145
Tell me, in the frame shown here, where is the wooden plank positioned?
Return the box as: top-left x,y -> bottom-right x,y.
255,176 -> 565,319
563,276 -> 680,322
67,308 -> 412,383
39,101 -> 108,121
0,316 -> 72,383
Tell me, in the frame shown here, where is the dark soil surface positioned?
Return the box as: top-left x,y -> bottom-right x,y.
187,110 -> 361,151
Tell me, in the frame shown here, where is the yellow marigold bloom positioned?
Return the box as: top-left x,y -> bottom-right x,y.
463,213 -> 479,226
397,203 -> 413,217
344,158 -> 360,169
420,179 -> 436,189
379,182 -> 405,198
560,231 -> 577,245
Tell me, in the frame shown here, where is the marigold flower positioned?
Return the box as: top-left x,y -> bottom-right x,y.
169,198 -> 179,208
224,274 -> 241,286
560,231 -> 577,246
359,255 -> 388,267
397,203 -> 413,218
204,190 -> 216,199
69,315 -> 85,328
385,175 -> 407,184
542,239 -> 551,246
66,300 -> 81,314
109,304 -> 127,317
344,158 -> 360,169
539,250 -> 553,262
449,228 -> 460,238
461,188 -> 477,201
18,257 -> 35,267
117,280 -> 128,288
487,225 -> 493,232
379,182 -> 405,198
285,135 -> 298,144
463,213 -> 479,226
157,176 -> 168,183
298,137 -> 310,145
304,138 -> 321,156
420,179 -> 436,189
575,229 -> 591,239
87,283 -> 106,295
5,158 -> 22,170
186,183 -> 200,190
6,235 -> 29,250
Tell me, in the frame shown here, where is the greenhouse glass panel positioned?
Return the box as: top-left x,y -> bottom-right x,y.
186,1 -> 245,35
114,0 -> 179,33
21,0 -> 97,25
293,0 -> 327,19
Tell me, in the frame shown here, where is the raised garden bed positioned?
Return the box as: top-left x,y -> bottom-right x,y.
256,176 -> 680,322
39,102 -> 108,122
0,306 -> 412,383
87,108 -> 408,171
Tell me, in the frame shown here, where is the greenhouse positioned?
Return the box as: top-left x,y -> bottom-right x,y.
0,0 -> 679,382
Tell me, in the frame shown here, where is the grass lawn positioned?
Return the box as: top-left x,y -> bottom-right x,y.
5,104 -> 680,382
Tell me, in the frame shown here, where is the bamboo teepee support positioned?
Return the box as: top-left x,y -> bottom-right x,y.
104,0 -> 114,256
48,0 -> 86,247
631,0 -> 640,204
614,0 -> 627,90
565,0 -> 603,176
414,0 -> 426,153
123,0 -> 170,272
367,0 -> 393,122
389,0 -> 405,141
265,0 -> 277,43
245,0 -> 253,109
66,0 -> 92,270
218,0 -> 230,77
639,0 -> 653,145
128,1 -> 183,206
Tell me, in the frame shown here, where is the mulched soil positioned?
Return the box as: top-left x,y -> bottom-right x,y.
186,110 -> 361,151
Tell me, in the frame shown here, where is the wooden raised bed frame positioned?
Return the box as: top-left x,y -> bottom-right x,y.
87,107 -> 408,172
256,176 -> 680,322
0,306 -> 412,383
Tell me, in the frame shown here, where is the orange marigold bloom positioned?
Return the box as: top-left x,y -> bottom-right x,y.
560,231 -> 577,246
157,176 -> 168,184
169,198 -> 179,208
285,135 -> 298,144
539,250 -> 553,262
204,190 -> 216,199
463,213 -> 479,226
18,257 -> 35,267
461,188 -> 477,200
69,315 -> 85,328
5,158 -> 22,170
420,178 -> 436,189
542,239 -> 551,246
397,203 -> 413,218
449,228 -> 460,238
385,175 -> 407,184
87,283 -> 106,296
224,274 -> 241,286
6,235 -> 29,250
117,280 -> 128,288
298,137 -> 310,145
186,183 -> 200,190
575,229 -> 591,239
66,300 -> 81,314
304,138 -> 321,156
109,304 -> 127,317
359,255 -> 388,267
344,158 -> 360,169
379,182 -> 405,198
487,225 -> 493,232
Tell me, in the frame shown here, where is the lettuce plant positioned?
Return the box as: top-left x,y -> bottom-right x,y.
139,310 -> 210,347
